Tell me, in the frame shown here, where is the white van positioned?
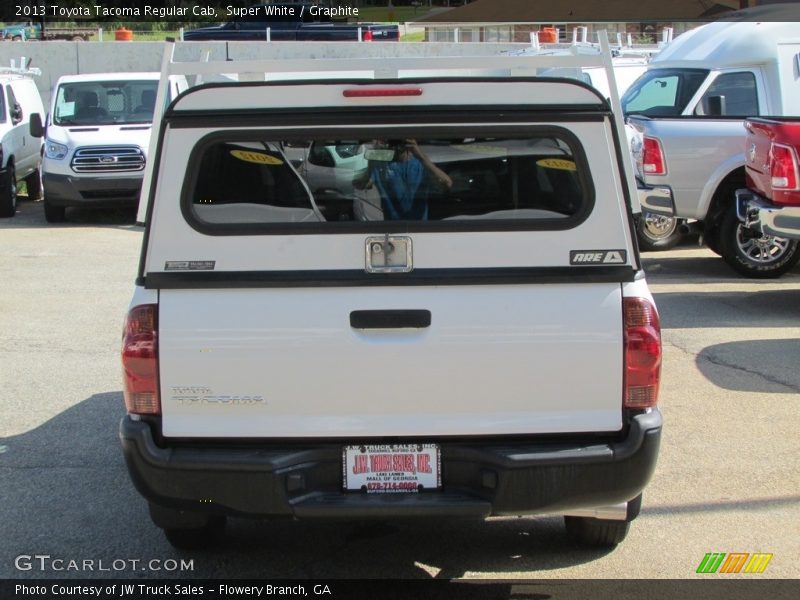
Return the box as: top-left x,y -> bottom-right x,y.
0,66 -> 45,218
38,72 -> 186,222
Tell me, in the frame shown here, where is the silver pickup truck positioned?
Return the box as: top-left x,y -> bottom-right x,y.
626,17 -> 800,277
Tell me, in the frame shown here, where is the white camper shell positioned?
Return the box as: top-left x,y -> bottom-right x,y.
120,39 -> 662,550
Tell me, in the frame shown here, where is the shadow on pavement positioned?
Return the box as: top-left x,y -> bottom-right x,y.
642,251 -> 800,282
695,339 -> 800,393
1,198 -> 139,231
653,289 -> 800,330
0,392 -> 616,580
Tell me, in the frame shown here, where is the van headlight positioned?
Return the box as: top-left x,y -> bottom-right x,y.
44,140 -> 68,160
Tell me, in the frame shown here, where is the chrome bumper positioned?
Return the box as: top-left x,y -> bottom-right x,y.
637,182 -> 674,217
736,189 -> 800,241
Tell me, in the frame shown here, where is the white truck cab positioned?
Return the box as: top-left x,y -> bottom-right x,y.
120,41 -> 662,550
38,72 -> 186,222
0,61 -> 45,218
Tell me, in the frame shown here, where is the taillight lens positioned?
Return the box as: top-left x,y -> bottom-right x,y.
769,143 -> 799,190
642,136 -> 667,176
122,304 -> 160,415
623,297 -> 662,409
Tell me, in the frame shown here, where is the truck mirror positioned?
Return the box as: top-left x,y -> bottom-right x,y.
707,95 -> 726,116
29,113 -> 44,138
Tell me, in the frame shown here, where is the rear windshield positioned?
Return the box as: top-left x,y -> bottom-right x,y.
622,68 -> 709,117
53,80 -> 158,125
187,133 -> 591,231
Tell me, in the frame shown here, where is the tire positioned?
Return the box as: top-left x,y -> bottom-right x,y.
718,204 -> 800,278
163,516 -> 227,550
0,163 -> 17,218
636,212 -> 683,251
704,229 -> 722,256
43,197 -> 66,223
565,516 -> 631,547
24,168 -> 43,201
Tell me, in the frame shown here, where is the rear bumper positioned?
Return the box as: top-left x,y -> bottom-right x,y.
120,411 -> 662,520
42,172 -> 142,208
637,180 -> 675,217
737,188 -> 800,240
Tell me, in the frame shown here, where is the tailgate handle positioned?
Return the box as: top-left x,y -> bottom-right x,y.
350,310 -> 431,329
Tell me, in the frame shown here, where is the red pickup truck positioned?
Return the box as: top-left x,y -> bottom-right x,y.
736,117 -> 800,276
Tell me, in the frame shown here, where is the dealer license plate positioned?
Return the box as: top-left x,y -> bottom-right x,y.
343,444 -> 441,493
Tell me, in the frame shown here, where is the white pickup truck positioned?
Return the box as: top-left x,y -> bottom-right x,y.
625,15 -> 800,277
120,41 -> 662,550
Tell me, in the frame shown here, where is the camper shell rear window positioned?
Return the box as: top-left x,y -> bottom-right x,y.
182,126 -> 594,234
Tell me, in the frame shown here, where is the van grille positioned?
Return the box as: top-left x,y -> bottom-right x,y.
71,146 -> 145,173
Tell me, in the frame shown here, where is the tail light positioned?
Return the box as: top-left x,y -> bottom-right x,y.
363,31 -> 373,42
343,87 -> 423,98
623,297 -> 662,409
641,136 -> 667,176
122,304 -> 160,415
769,143 -> 799,190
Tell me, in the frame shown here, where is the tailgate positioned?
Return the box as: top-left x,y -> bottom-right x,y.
143,79 -> 637,438
159,284 -> 623,437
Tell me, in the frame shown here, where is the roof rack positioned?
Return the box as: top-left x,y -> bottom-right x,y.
0,57 -> 42,77
138,32 -> 637,222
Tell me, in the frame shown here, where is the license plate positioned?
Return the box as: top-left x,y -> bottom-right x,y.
343,444 -> 441,493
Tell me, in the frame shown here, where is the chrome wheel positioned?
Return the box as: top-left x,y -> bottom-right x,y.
643,213 -> 678,240
736,225 -> 791,263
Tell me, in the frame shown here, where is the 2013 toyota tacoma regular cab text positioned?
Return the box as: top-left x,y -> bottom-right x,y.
183,3 -> 399,42
119,42 -> 662,550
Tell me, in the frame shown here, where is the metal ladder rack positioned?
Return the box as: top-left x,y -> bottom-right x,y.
138,32 -> 637,223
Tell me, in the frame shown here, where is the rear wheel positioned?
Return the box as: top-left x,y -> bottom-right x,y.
636,212 -> 683,251
718,204 -> 800,278
565,516 -> 631,547
43,198 -> 66,223
0,163 -> 17,218
24,168 -> 43,200
163,516 -> 227,550
149,503 -> 227,549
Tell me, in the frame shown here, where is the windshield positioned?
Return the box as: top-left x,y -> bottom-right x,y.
53,80 -> 158,125
622,68 -> 709,117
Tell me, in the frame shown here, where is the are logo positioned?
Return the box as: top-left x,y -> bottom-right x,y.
569,250 -> 627,265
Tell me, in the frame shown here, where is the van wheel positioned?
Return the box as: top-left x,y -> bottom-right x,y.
636,212 -> 683,251
0,163 -> 17,218
719,204 -> 800,278
564,516 -> 631,547
25,168 -> 43,200
43,198 -> 66,223
163,516 -> 227,550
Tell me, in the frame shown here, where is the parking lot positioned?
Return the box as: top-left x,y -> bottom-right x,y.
1,197 -> 799,581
